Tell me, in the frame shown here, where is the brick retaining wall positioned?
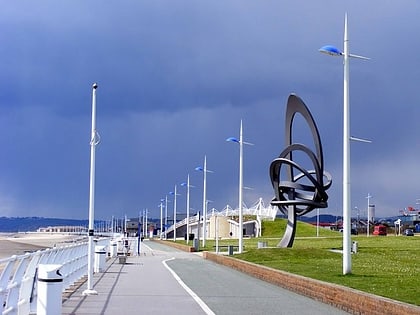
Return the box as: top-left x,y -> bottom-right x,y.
203,252 -> 420,315
153,239 -> 196,252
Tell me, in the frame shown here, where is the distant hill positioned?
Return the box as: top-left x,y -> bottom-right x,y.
0,217 -> 90,232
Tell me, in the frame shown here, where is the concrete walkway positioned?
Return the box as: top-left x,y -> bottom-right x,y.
62,240 -> 350,314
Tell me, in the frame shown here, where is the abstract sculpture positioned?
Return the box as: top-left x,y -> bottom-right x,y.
270,94 -> 332,247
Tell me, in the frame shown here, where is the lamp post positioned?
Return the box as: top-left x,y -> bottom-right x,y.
226,120 -> 253,254
165,195 -> 168,239
181,175 -> 194,244
366,193 -> 372,237
137,211 -> 141,255
319,14 -> 369,275
169,186 -> 179,241
195,156 -> 213,247
145,209 -> 148,238
83,83 -> 99,296
160,199 -> 164,239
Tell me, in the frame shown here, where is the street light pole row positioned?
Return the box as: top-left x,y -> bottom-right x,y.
161,120 -> 252,251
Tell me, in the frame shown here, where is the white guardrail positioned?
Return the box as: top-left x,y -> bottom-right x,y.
0,238 -> 110,315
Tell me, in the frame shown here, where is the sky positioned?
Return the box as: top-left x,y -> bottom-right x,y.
1,1 -> 420,221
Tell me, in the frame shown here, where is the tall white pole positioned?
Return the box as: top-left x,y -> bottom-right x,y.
83,83 -> 99,296
160,201 -> 163,239
137,211 -> 141,254
142,210 -> 145,237
215,215 -> 219,253
202,156 -> 207,247
145,209 -> 148,238
165,196 -> 168,239
367,193 -> 372,237
342,13 -> 352,275
320,13 -> 369,274
173,185 -> 177,241
238,120 -> 244,253
186,174 -> 190,244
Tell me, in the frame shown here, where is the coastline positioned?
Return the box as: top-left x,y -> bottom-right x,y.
0,232 -> 86,260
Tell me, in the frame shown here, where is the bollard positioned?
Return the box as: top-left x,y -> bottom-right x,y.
193,238 -> 199,252
37,264 -> 63,315
257,241 -> 268,249
110,241 -> 117,257
228,245 -> 234,255
352,241 -> 358,253
94,246 -> 106,273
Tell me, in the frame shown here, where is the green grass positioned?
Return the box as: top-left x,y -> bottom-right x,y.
185,219 -> 420,306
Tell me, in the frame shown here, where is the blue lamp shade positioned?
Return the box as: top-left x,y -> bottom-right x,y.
180,182 -> 187,187
169,191 -> 174,195
226,137 -> 240,143
195,166 -> 204,171
319,45 -> 342,56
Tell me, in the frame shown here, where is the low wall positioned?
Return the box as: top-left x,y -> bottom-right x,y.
203,252 -> 420,315
152,239 -> 196,252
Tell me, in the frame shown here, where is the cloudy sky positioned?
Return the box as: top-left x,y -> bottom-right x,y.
0,1 -> 419,221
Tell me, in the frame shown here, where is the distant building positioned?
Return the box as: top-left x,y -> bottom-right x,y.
37,226 -> 87,233
399,212 -> 420,232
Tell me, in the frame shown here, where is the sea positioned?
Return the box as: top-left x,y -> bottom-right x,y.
0,217 -> 90,233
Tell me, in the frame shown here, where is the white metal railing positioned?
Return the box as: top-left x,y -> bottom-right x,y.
0,238 -> 110,315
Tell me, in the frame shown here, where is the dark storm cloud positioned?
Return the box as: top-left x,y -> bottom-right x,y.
1,1 -> 420,220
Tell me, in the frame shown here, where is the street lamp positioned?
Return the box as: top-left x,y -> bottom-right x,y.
165,195 -> 169,239
181,175 -> 194,244
319,14 -> 369,275
226,120 -> 253,254
83,83 -> 99,296
195,156 -> 213,247
366,193 -> 372,237
159,199 -> 164,240
169,185 -> 180,241
144,209 -> 148,238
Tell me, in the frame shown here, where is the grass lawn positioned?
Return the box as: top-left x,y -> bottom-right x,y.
190,219 -> 420,306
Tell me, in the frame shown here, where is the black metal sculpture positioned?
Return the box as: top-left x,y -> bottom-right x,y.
270,94 -> 332,247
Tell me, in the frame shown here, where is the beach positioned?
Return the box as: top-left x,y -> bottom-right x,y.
0,232 -> 85,260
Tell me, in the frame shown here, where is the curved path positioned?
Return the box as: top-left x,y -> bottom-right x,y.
62,240 -> 350,314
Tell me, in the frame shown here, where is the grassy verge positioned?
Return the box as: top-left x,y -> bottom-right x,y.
178,219 -> 420,306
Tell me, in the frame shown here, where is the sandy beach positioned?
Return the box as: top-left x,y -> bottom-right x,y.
0,232 -> 86,259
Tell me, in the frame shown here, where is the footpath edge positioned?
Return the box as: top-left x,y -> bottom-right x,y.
154,239 -> 420,315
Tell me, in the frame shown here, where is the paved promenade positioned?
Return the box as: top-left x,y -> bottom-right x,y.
62,240 -> 350,314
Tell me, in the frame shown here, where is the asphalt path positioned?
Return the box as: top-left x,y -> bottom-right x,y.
146,241 -> 349,315
62,240 -> 350,314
